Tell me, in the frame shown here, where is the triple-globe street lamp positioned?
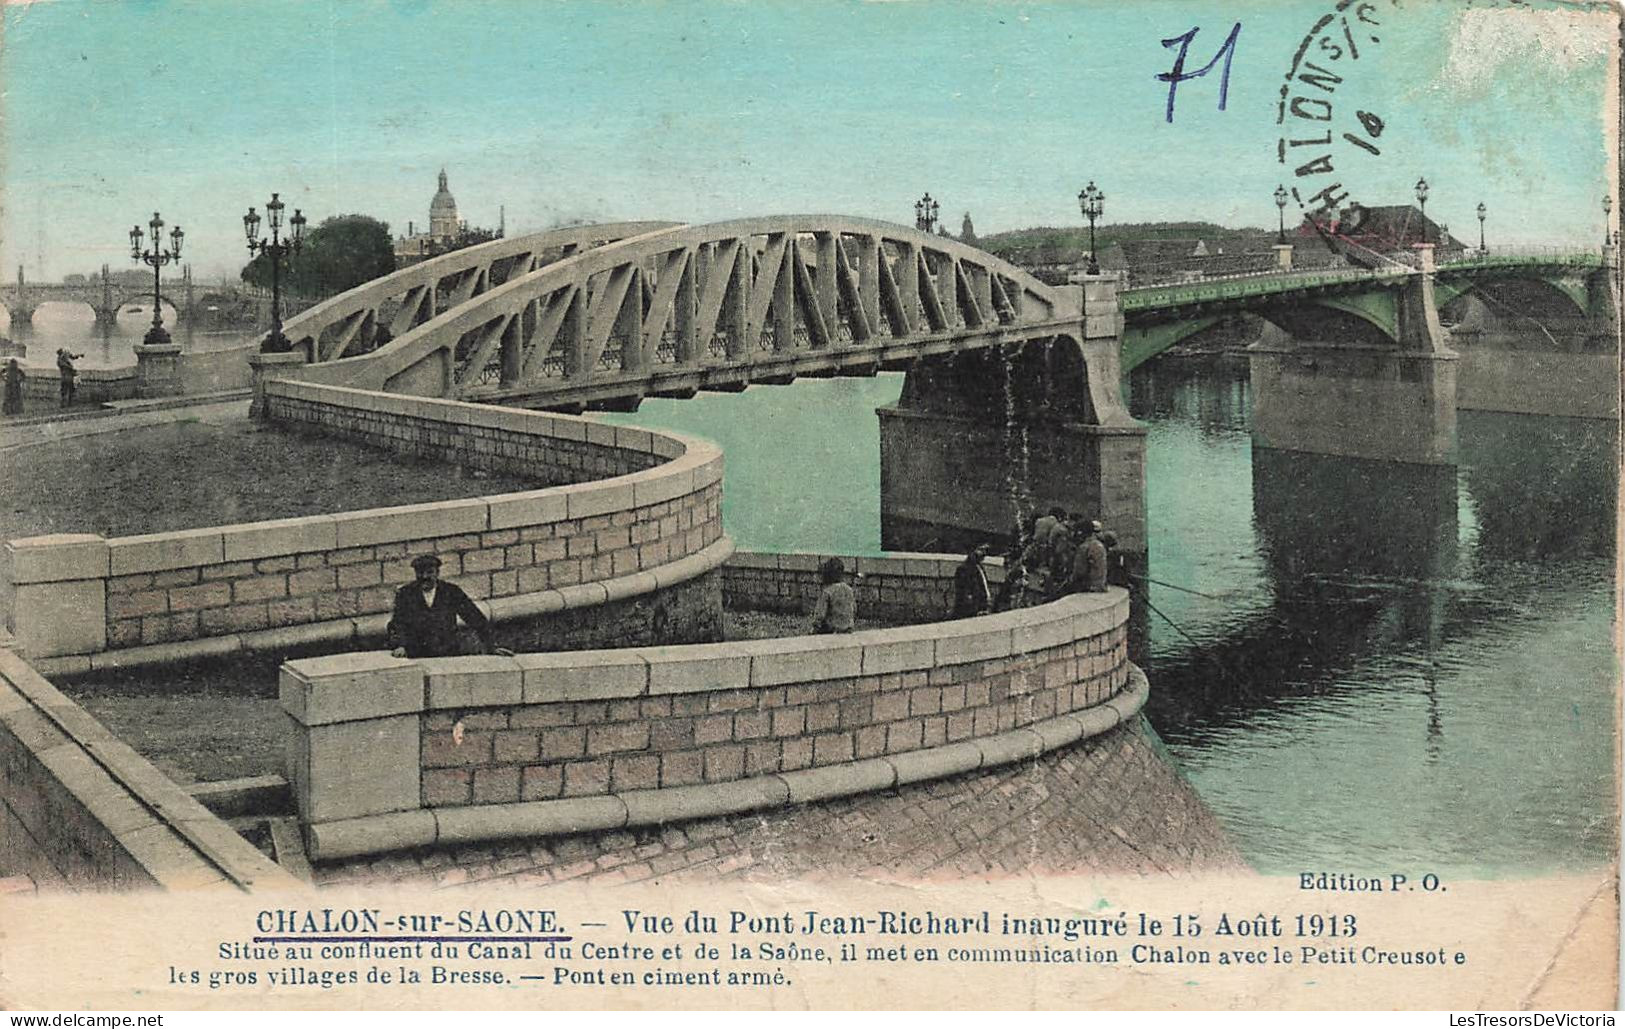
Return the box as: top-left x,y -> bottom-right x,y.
1414,177 -> 1431,246
1077,181 -> 1105,275
244,192 -> 308,353
914,192 -> 940,234
1476,202 -> 1487,256
1274,184 -> 1290,245
129,212 -> 183,346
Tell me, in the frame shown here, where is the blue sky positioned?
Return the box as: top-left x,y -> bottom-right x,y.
0,0 -> 1614,279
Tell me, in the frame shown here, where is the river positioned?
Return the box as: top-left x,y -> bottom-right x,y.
608,359 -> 1618,878
1,302 -> 253,369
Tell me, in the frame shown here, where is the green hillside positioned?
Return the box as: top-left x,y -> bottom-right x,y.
979,222 -> 1273,262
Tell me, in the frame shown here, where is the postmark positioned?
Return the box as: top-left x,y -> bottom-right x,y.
1276,0 -> 1404,220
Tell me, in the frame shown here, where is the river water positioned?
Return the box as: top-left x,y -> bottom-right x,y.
610,361 -> 1618,878
0,304 -> 252,369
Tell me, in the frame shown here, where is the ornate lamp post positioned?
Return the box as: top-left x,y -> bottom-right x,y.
1414,177 -> 1431,245
1603,194 -> 1613,249
1077,180 -> 1105,275
244,192 -> 307,353
129,212 -> 183,345
1274,184 -> 1289,244
914,192 -> 940,234
1476,202 -> 1487,255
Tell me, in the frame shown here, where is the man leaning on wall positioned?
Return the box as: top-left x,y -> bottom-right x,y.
387,554 -> 515,658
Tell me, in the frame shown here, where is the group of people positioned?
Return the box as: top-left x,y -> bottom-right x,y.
1,349 -> 81,416
808,509 -> 1125,635
953,507 -> 1123,618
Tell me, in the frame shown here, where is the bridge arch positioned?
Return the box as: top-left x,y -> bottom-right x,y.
286,216 -> 1078,413
275,221 -> 681,362
1437,274 -> 1591,322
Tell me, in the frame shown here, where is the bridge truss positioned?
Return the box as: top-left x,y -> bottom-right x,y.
296,217 -> 1076,411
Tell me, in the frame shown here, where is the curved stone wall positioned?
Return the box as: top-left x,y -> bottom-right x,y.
281,587 -> 1135,860
6,381 -> 727,673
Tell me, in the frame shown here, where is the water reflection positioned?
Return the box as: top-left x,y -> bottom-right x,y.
1131,360 -> 1616,876
1,304 -> 251,369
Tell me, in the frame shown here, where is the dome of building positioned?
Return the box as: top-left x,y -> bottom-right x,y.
429,168 -> 459,240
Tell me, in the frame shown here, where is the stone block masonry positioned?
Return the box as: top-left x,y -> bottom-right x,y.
0,648 -> 300,890
5,380 -> 727,665
281,587 -> 1135,860
723,550 -> 1007,625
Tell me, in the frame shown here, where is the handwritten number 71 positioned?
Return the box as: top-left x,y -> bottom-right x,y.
1158,22 -> 1242,124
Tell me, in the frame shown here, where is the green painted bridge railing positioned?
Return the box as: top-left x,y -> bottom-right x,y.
1119,251 -> 1604,314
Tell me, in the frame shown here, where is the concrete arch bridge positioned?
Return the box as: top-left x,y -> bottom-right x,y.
262,218 -> 1617,557
1120,250 -> 1613,372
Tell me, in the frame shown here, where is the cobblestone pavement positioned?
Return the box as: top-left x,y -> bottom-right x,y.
314,718 -> 1245,890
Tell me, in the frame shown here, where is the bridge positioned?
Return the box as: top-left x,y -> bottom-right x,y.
0,266 -> 196,328
247,215 -> 1614,559
1122,249 -> 1612,371
262,217 -> 1610,410
0,267 -> 326,331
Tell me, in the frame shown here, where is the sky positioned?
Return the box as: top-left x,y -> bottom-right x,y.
0,0 -> 1615,281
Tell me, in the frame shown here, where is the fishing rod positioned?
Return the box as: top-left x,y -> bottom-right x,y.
1129,572 -> 1223,600
1139,592 -> 1251,692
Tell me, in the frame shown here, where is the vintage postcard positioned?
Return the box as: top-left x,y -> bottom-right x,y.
0,0 -> 1617,1012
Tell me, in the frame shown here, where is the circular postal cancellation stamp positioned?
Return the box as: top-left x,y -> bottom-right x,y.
1276,0 -> 1404,220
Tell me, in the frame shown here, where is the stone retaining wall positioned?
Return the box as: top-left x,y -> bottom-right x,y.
723,550 -> 1006,624
13,364 -> 138,407
282,587 -> 1133,860
4,380 -> 727,669
0,646 -> 299,890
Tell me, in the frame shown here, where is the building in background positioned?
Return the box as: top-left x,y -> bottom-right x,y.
393,169 -> 504,266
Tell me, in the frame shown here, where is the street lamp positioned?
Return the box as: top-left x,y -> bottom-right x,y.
1603,194 -> 1613,249
1414,177 -> 1431,245
1274,184 -> 1289,245
1077,180 -> 1105,275
1476,202 -> 1487,256
129,211 -> 183,346
244,192 -> 307,353
914,192 -> 939,234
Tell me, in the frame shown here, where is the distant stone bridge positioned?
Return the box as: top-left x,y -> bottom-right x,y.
0,268 -> 194,328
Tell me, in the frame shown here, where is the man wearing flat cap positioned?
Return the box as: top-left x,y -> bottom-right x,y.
387,554 -> 509,658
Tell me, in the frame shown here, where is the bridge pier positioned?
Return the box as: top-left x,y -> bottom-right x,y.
1445,252 -> 1619,420
1248,339 -> 1459,465
1248,246 -> 1460,465
878,276 -> 1147,559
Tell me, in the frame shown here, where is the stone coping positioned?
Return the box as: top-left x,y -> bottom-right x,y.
5,380 -> 723,586
0,649 -> 302,891
726,549 -> 1006,579
305,663 -> 1148,860
32,537 -> 735,679
282,588 -> 1127,724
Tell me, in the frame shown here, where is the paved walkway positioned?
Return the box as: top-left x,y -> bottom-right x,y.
314,719 -> 1244,890
0,394 -> 249,454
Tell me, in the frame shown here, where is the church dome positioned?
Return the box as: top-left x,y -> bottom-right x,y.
430,169 -> 457,216
428,168 -> 459,239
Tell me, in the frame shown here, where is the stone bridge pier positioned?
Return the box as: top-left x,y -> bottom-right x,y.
1447,247 -> 1619,421
877,275 -> 1147,562
1248,245 -> 1459,465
